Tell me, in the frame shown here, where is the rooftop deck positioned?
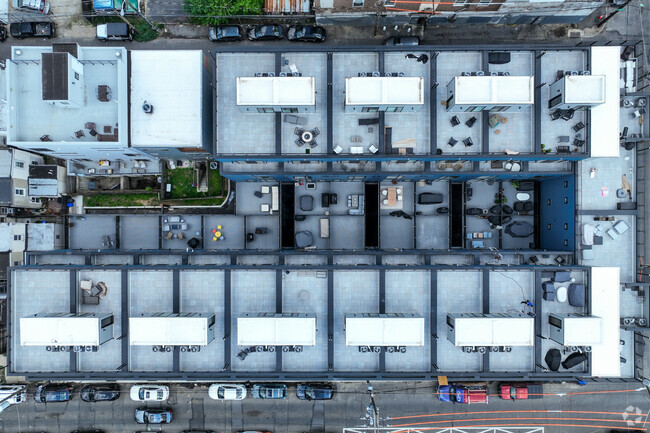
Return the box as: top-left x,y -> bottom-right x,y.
9,263 -> 634,380
214,46 -> 605,168
7,46 -> 128,148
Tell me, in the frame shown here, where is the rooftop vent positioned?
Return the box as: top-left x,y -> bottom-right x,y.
142,102 -> 154,114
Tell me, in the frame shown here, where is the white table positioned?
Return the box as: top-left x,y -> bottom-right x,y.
350,146 -> 364,154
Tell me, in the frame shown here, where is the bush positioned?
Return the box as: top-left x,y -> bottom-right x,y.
131,18 -> 163,42
184,0 -> 264,25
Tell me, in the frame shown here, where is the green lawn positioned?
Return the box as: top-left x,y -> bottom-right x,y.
84,193 -> 160,207
167,167 -> 223,200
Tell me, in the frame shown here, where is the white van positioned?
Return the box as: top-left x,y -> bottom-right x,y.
0,385 -> 27,412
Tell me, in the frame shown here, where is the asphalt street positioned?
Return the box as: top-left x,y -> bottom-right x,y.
0,381 -> 649,433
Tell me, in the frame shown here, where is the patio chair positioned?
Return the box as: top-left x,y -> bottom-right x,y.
75,130 -> 85,138
311,127 -> 320,137
165,231 -> 174,240
450,116 -> 460,127
177,232 -> 185,240
294,127 -> 305,136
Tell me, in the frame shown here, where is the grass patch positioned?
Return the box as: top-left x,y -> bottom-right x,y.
184,0 -> 263,25
130,19 -> 163,42
85,193 -> 160,207
167,167 -> 223,200
179,197 -> 225,206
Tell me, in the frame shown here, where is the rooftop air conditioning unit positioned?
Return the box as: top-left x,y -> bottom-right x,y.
372,71 -> 380,77
268,72 -> 275,77
279,72 -> 287,77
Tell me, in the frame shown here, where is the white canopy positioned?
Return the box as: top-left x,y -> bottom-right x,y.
20,316 -> 101,346
130,316 -> 211,346
237,315 -> 316,346
451,316 -> 534,347
345,316 -> 425,346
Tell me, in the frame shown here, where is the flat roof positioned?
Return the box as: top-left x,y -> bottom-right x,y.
451,316 -> 535,346
590,47 -> 620,158
345,76 -> 424,105
236,76 -> 316,106
20,316 -> 102,346
237,315 -> 317,346
129,315 -> 212,346
7,45 -> 128,145
561,316 -> 603,346
345,316 -> 425,346
563,75 -> 606,104
590,267 -> 621,377
130,50 -> 204,148
451,76 -> 535,105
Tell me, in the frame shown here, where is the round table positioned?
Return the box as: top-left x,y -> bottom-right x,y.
301,131 -> 314,143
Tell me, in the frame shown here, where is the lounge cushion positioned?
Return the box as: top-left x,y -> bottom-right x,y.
517,181 -> 535,191
466,208 -> 483,215
562,352 -> 588,369
300,195 -> 314,211
505,221 -> 534,237
542,281 -> 555,293
568,283 -> 586,307
543,291 -> 556,301
418,192 -> 443,205
553,271 -> 571,283
295,231 -> 313,248
545,349 -> 561,371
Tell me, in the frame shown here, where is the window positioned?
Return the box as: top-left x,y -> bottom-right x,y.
13,234 -> 22,241
353,0 -> 364,6
257,107 -> 275,113
74,72 -> 79,80
15,188 -> 25,196
13,261 -> 20,266
14,161 -> 24,168
101,315 -> 114,328
362,107 -> 379,112
453,0 -> 467,6
281,107 -> 298,113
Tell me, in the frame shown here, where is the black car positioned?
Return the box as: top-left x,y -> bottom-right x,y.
0,26 -> 6,42
80,384 -> 120,402
10,21 -> 54,39
247,25 -> 284,41
34,384 -> 72,403
287,25 -> 326,42
209,25 -> 243,42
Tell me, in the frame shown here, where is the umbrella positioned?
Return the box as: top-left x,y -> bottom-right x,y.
562,351 -> 588,369
622,174 -> 632,199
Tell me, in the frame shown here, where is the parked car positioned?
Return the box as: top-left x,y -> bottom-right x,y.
247,25 -> 284,41
0,385 -> 26,413
437,383 -> 488,404
209,383 -> 247,400
209,25 -> 243,42
384,36 -> 420,46
251,383 -> 287,399
9,21 -> 54,39
34,384 -> 72,403
296,383 -> 334,400
96,23 -> 132,41
129,384 -> 169,401
80,384 -> 120,402
0,26 -> 7,42
287,25 -> 326,42
13,0 -> 50,14
134,407 -> 173,424
499,383 -> 543,400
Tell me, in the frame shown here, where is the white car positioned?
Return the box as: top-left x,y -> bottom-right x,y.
208,383 -> 247,400
129,385 -> 169,401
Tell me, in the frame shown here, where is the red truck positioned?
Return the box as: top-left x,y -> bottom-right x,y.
499,383 -> 543,400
